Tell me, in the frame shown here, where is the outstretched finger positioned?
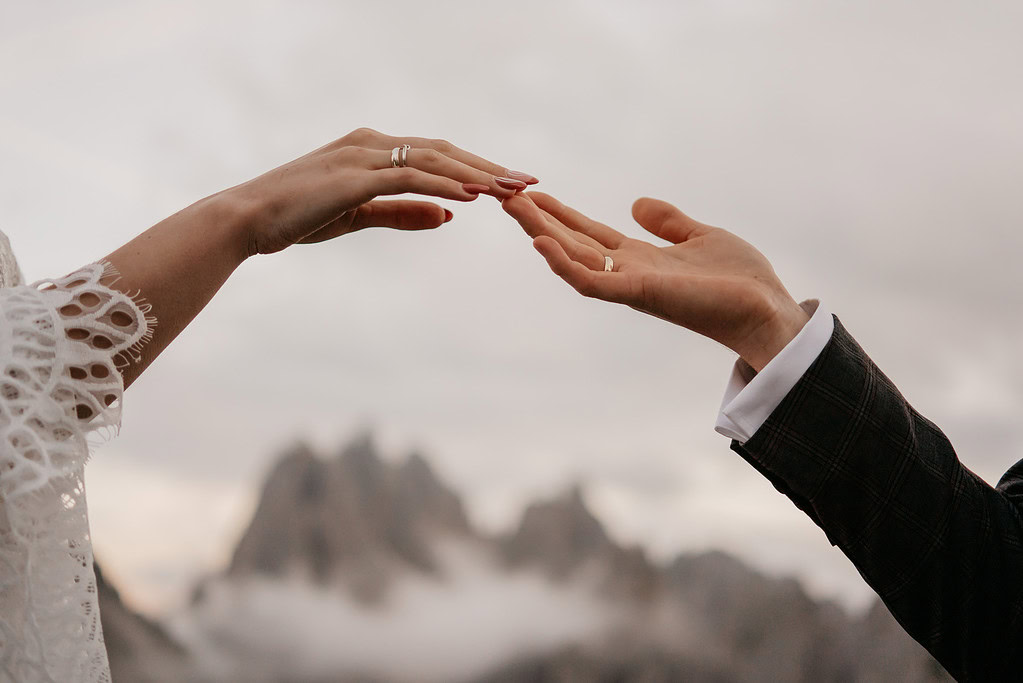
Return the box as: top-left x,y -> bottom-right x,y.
502,193 -> 558,240
353,128 -> 538,187
351,200 -> 452,231
372,167 -> 483,202
357,147 -> 517,198
533,236 -> 637,304
402,136 -> 539,186
549,227 -> 605,271
299,200 -> 452,243
631,197 -> 708,244
503,195 -> 604,269
538,207 -> 606,253
529,192 -> 626,249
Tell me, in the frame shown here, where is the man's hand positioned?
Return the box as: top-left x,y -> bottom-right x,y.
502,192 -> 809,371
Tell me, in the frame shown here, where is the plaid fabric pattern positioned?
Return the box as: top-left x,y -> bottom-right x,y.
733,317 -> 1023,682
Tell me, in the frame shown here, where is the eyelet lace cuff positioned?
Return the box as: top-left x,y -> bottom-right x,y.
1,261 -> 155,683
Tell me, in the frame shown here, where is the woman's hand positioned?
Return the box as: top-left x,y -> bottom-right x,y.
502,192 -> 808,372
229,127 -> 538,256
103,128 -> 536,387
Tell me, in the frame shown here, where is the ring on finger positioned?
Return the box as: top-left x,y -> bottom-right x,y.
391,144 -> 412,168
604,255 -> 614,272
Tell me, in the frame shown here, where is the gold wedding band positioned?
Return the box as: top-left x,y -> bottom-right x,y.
604,255 -> 614,272
391,144 -> 411,168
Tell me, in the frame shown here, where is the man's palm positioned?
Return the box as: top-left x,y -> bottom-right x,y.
502,193 -> 808,371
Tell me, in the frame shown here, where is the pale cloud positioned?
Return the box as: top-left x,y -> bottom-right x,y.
171,541 -> 622,683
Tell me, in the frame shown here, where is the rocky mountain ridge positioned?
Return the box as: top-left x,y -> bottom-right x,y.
104,436 -> 952,682
227,436 -> 471,602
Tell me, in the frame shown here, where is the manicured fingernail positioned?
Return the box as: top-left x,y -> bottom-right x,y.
462,183 -> 490,194
505,169 -> 539,184
443,209 -> 453,223
495,177 -> 528,191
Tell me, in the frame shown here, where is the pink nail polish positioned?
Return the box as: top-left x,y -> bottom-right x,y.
462,183 -> 490,194
443,209 -> 453,223
495,177 -> 528,191
505,169 -> 539,185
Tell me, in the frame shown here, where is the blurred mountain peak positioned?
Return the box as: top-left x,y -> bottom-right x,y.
227,435 -> 470,602
335,431 -> 384,475
502,483 -> 611,575
182,440 -> 952,682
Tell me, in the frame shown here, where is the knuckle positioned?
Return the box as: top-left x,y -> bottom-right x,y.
431,138 -> 452,152
333,145 -> 361,162
393,167 -> 417,183
419,148 -> 441,164
350,127 -> 378,143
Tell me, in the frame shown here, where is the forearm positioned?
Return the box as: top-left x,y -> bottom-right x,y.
96,126 -> 520,390
102,192 -> 250,388
732,319 -> 1023,680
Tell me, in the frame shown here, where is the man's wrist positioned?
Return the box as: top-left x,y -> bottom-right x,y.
716,299 -> 831,443
739,297 -> 812,373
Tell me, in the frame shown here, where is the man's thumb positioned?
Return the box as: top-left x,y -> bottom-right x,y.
631,197 -> 702,244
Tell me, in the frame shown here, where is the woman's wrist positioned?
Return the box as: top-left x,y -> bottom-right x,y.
190,188 -> 261,265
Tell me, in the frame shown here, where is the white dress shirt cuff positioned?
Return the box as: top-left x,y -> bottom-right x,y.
714,300 -> 834,444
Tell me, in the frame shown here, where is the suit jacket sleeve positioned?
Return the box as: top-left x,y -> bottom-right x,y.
731,316 -> 1023,682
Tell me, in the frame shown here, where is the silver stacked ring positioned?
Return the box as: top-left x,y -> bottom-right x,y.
391,144 -> 411,168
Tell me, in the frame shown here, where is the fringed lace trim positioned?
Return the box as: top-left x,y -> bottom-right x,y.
1,261 -> 155,682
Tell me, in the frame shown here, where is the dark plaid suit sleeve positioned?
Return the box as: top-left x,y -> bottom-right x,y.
732,317 -> 1023,682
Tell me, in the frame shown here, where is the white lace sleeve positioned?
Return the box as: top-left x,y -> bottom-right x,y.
0,262 -> 154,683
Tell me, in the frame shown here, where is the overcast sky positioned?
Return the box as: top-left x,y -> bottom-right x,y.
4,0 -> 1023,616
